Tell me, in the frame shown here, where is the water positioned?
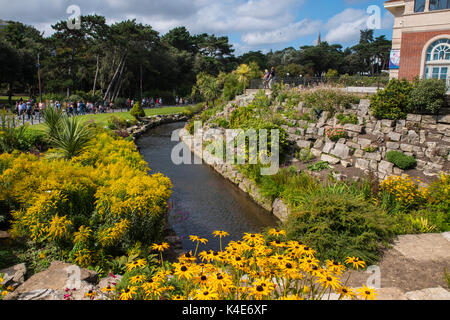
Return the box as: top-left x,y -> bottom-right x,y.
137,121 -> 279,252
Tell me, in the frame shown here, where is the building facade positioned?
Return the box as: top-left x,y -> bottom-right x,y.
384,0 -> 450,88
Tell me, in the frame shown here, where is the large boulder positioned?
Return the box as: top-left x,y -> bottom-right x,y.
4,261 -> 98,300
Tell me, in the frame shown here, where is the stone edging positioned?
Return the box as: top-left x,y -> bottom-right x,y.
178,126 -> 290,222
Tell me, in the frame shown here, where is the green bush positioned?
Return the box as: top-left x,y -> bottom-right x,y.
307,161 -> 331,172
302,89 -> 360,114
386,150 -> 417,170
336,113 -> 358,125
370,79 -> 413,120
284,190 -> 395,264
130,102 -> 145,120
221,73 -> 245,101
409,79 -> 448,114
115,98 -> 127,109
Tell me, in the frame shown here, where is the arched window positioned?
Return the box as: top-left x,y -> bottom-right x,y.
424,39 -> 450,89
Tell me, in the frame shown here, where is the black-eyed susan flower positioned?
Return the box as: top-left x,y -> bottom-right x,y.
212,230 -> 229,238
119,286 -> 137,300
336,286 -> 356,300
316,273 -> 341,290
126,259 -> 146,272
84,289 -> 97,300
357,285 -> 377,300
268,228 -> 286,238
326,260 -> 346,275
151,242 -> 170,252
345,257 -> 366,270
101,285 -> 116,294
194,286 -> 219,300
129,274 -> 147,285
173,263 -> 196,281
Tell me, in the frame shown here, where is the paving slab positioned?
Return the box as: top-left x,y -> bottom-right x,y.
392,233 -> 450,262
404,287 -> 450,300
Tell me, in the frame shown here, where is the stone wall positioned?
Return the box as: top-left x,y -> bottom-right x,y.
283,99 -> 449,181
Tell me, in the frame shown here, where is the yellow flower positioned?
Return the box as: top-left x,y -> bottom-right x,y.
189,235 -> 208,244
84,289 -> 97,299
212,230 -> 229,238
47,214 -> 72,240
129,275 -> 147,285
151,242 -> 170,252
119,286 -> 137,300
74,226 -> 92,243
126,259 -> 147,272
345,257 -> 366,270
316,272 -> 341,290
101,285 -> 116,294
357,285 -> 377,300
194,286 -> 219,300
336,286 -> 356,299
268,228 -> 286,238
173,263 -> 196,281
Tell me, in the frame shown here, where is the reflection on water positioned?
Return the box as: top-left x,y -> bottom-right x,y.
137,121 -> 278,252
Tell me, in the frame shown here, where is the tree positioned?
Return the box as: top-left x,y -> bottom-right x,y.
192,72 -> 220,106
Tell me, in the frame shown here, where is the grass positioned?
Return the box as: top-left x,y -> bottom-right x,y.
0,96 -> 31,105
29,106 -> 187,131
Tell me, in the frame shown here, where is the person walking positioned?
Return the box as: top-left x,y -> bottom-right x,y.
268,67 -> 277,89
263,69 -> 270,89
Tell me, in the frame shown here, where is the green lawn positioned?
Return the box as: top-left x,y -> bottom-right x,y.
0,96 -> 30,104
30,106 -> 187,131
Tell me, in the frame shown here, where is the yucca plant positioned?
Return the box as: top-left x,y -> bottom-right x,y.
47,116 -> 94,159
41,105 -> 64,140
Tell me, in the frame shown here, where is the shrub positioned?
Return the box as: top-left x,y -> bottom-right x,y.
336,113 -> 358,125
0,110 -> 30,153
220,73 -> 245,101
307,161 -> 332,172
325,127 -> 347,142
370,79 -> 413,120
380,175 -> 427,211
115,98 -> 127,109
386,150 -> 417,170
0,131 -> 172,270
285,190 -> 395,264
46,116 -> 95,160
302,89 -> 359,114
130,102 -> 145,120
295,148 -> 314,163
408,79 -> 448,114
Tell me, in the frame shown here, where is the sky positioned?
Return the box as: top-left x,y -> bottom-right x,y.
0,0 -> 395,55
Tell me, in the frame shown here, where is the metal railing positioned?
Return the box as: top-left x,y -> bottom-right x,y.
3,104 -> 183,128
249,76 -> 389,90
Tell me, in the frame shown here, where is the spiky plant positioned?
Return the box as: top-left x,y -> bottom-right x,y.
47,116 -> 94,160
41,106 -> 64,140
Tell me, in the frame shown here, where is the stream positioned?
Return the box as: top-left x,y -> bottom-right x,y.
137,121 -> 279,252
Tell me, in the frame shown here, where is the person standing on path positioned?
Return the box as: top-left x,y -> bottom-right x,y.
269,67 -> 277,89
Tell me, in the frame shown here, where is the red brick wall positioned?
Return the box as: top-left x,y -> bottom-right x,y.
399,30 -> 450,80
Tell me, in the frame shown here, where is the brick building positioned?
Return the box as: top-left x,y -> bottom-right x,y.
384,0 -> 450,88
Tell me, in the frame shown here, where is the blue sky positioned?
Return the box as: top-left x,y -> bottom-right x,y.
0,0 -> 394,54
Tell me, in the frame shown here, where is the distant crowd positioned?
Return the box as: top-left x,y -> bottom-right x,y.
2,95 -> 190,121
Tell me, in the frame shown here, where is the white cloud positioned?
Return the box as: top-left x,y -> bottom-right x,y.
323,8 -> 368,43
242,19 -> 321,45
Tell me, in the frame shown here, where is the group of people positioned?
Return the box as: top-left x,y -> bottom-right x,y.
263,67 -> 277,89
130,97 -> 163,109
